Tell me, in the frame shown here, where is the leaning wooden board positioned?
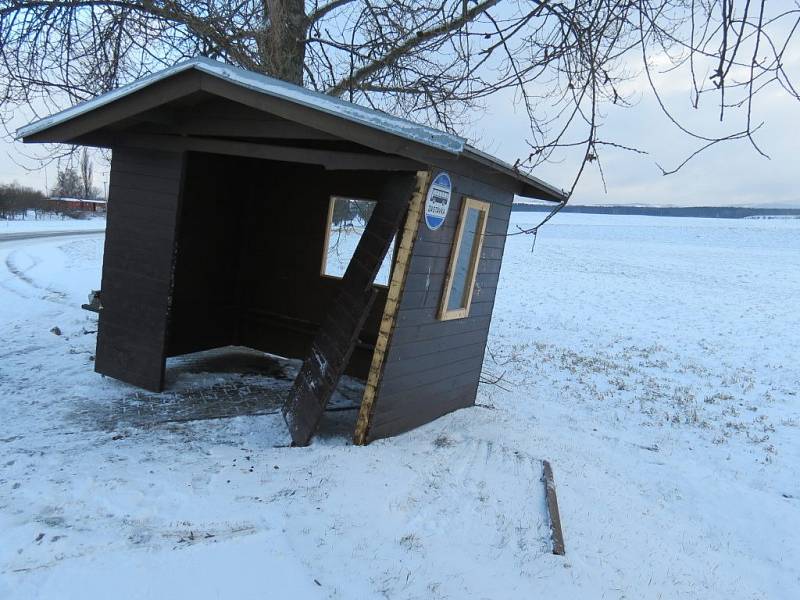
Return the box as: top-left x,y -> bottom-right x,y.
542,460 -> 566,555
283,172 -> 418,446
354,171 -> 431,445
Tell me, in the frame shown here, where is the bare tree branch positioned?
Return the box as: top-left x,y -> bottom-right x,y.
0,0 -> 797,184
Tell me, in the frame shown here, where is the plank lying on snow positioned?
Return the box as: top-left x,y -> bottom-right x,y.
542,459 -> 566,556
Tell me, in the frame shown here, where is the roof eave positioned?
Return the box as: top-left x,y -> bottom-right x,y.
17,60 -> 200,141
462,146 -> 566,202
519,181 -> 568,203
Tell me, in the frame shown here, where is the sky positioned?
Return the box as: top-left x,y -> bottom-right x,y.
1,22 -> 798,207
472,47 -> 800,207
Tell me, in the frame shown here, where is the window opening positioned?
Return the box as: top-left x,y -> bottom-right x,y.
439,197 -> 490,320
321,196 -> 394,286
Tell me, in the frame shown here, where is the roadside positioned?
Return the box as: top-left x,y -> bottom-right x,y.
0,215 -> 106,239
0,229 -> 106,243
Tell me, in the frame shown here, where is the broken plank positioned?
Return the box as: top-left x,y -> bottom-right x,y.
542,459 -> 566,556
282,172 -> 418,446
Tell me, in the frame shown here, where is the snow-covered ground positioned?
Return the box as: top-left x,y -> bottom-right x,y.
0,214 -> 106,236
1,213 -> 798,599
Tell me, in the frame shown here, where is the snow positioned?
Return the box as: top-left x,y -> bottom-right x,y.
1,214 -> 799,598
0,215 -> 106,236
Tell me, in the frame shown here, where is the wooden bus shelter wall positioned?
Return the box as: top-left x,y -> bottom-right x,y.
95,146 -> 186,391
233,161 -> 395,375
362,172 -> 514,442
97,148 -> 404,392
167,153 -> 399,377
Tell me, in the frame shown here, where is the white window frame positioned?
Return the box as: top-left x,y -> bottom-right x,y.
438,197 -> 490,321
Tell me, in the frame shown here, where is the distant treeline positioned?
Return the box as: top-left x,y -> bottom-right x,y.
2,153 -> 103,220
0,183 -> 50,220
513,204 -> 800,219
0,183 -> 93,220
331,197 -> 374,225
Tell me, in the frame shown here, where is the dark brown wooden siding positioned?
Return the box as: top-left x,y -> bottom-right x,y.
234,163 -> 396,378
166,153 -> 244,356
95,147 -> 186,391
165,152 -> 401,379
367,172 -> 513,441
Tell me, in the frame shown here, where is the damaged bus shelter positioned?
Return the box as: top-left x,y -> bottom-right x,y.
18,58 -> 565,446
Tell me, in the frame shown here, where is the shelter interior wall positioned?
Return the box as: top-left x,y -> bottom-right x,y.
167,152 -> 396,379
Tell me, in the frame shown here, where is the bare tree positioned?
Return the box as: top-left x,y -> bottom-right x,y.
1,1 -> 798,192
80,147 -> 94,199
0,182 -> 47,219
51,166 -> 83,199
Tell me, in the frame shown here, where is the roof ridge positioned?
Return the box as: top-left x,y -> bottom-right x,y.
17,57 -> 465,155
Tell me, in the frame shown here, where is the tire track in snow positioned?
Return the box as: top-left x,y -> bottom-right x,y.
4,251 -> 41,287
3,250 -> 68,304
0,230 -> 104,305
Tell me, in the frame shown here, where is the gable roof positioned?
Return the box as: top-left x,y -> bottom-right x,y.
18,57 -> 565,201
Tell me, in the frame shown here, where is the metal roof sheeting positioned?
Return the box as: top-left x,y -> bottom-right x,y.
17,57 -> 465,154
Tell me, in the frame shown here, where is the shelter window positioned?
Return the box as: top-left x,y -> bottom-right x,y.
321,196 -> 394,286
439,197 -> 490,321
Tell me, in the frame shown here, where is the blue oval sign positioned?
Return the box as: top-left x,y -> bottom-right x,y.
424,172 -> 452,230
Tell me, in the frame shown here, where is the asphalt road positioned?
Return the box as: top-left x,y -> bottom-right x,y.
0,229 -> 106,243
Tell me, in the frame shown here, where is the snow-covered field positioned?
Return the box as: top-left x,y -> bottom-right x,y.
1,213 -> 798,599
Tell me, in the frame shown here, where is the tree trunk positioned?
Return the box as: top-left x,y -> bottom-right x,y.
261,0 -> 306,85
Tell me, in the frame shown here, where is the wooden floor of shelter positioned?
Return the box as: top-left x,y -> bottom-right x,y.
73,346 -> 365,434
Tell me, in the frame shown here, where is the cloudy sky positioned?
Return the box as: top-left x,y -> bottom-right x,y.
2,38 -> 798,207
474,48 -> 800,207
